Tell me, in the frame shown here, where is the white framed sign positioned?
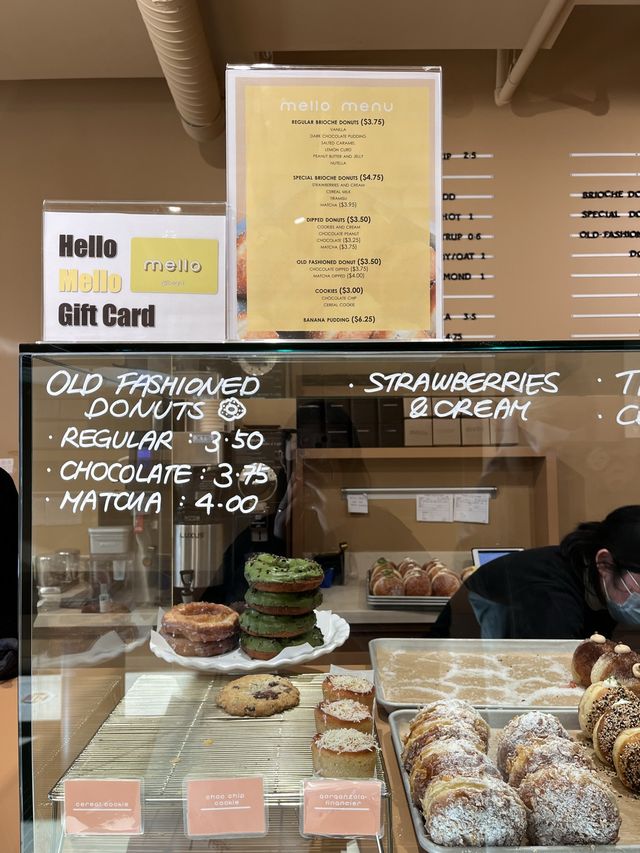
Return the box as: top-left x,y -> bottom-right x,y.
226,65 -> 442,342
43,201 -> 226,343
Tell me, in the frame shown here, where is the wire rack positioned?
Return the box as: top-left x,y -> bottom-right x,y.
49,672 -> 392,851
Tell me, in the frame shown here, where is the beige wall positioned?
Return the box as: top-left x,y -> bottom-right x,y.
2,6 -> 640,472
0,78 -> 226,469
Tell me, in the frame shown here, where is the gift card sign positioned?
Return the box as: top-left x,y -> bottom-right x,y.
302,779 -> 382,838
185,777 -> 267,839
63,779 -> 143,836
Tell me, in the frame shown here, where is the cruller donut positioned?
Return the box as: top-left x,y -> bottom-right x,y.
161,602 -> 239,643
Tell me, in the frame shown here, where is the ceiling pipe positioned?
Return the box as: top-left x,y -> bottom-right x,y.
495,0 -> 575,106
136,0 -> 224,141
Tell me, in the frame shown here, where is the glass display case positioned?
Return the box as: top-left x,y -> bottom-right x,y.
18,341 -> 640,852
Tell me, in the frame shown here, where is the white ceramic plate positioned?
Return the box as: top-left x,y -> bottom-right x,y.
149,610 -> 350,674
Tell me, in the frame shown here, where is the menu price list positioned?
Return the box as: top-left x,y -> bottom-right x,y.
569,151 -> 640,340
442,150 -> 496,341
229,69 -> 440,339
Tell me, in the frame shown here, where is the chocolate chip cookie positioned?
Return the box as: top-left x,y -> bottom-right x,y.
216,674 -> 300,717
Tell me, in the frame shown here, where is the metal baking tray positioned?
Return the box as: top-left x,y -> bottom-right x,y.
366,590 -> 450,610
370,638 -> 582,712
389,708 -> 640,853
366,570 -> 450,610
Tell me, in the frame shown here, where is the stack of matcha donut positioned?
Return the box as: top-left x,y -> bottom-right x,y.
239,553 -> 326,660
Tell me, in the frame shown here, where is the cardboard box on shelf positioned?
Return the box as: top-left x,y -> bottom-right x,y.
404,418 -> 433,447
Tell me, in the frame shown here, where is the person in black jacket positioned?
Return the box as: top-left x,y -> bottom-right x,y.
0,468 -> 18,680
434,505 -> 640,641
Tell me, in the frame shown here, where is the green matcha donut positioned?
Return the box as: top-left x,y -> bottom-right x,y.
240,627 -> 325,660
245,587 -> 323,615
239,608 -> 316,638
244,553 -> 324,592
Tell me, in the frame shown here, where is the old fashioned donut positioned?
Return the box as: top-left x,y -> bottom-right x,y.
244,587 -> 322,615
238,608 -> 316,638
578,679 -> 638,736
495,712 -> 570,777
593,700 -> 640,766
507,735 -> 595,788
159,627 -> 238,657
161,602 -> 239,643
239,626 -> 324,660
409,740 -> 500,806
518,765 -> 621,845
612,726 -> 640,792
422,775 -> 528,847
571,633 -> 615,687
243,553 -> 323,592
591,643 -> 640,684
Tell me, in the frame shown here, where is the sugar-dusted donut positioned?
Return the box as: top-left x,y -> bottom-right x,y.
422,775 -> 528,847
406,699 -> 490,748
519,765 -> 621,845
409,740 -> 500,806
507,734 -> 594,788
495,712 -> 570,777
402,720 -> 487,773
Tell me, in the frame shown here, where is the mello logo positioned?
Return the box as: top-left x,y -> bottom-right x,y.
130,237 -> 218,294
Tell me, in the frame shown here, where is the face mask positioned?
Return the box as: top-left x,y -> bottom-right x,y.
603,571 -> 640,626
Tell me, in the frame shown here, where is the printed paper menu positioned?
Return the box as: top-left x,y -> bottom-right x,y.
227,67 -> 442,340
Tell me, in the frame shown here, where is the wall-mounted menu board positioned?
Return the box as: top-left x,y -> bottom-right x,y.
226,65 -> 442,341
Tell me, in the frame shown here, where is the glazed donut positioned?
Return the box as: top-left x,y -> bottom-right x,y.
403,570 -> 432,596
612,726 -> 640,792
402,720 -> 487,773
507,735 -> 595,788
397,557 -> 421,576
371,572 -> 404,596
424,560 -> 447,580
159,627 -> 237,657
578,679 -> 638,735
518,765 -> 621,845
409,740 -> 500,806
407,700 -> 490,748
571,633 -> 615,687
422,775 -> 528,847
591,643 -> 640,684
593,699 -> 640,766
161,602 -> 239,643
495,712 -> 570,777
431,571 -> 462,597
460,565 -> 477,583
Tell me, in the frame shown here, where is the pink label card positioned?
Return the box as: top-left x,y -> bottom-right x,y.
63,779 -> 143,836
185,776 -> 267,839
302,779 -> 383,838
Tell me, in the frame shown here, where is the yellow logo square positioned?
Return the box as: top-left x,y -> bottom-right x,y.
130,237 -> 218,294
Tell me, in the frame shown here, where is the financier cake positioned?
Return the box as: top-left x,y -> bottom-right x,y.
311,729 -> 377,778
